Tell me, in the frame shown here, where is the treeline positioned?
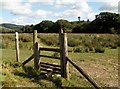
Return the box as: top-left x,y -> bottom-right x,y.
2,12 -> 120,34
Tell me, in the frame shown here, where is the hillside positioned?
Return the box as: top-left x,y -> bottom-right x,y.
0,23 -> 23,30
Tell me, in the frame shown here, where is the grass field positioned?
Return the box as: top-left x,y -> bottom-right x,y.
0,33 -> 119,88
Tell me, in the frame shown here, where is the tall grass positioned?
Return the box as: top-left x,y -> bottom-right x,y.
1,33 -> 119,53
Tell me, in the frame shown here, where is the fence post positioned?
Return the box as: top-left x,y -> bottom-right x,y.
15,32 -> 19,62
59,27 -> 69,79
33,30 -> 39,70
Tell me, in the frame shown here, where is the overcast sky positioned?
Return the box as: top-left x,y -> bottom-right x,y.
0,0 -> 119,25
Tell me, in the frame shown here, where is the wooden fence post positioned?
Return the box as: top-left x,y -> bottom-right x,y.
15,32 -> 19,62
59,27 -> 69,79
33,30 -> 39,70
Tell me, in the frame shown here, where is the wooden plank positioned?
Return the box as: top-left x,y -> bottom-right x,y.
40,62 -> 61,68
40,55 -> 60,60
39,47 -> 60,52
22,54 -> 34,65
40,68 -> 61,74
15,32 -> 19,62
66,57 -> 100,89
40,64 -> 61,71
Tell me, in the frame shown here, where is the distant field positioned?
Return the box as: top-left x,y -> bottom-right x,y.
1,33 -> 119,88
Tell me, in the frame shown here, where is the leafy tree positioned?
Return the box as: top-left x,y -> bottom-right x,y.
55,19 -> 73,32
33,20 -> 54,33
93,12 -> 120,33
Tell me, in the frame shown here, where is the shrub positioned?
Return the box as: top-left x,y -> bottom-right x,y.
40,34 -> 59,46
68,38 -> 81,47
51,74 -> 62,87
84,47 -> 89,53
0,43 -> 5,49
110,43 -> 117,49
73,46 -> 85,53
95,46 -> 105,53
23,66 -> 41,78
19,34 -> 32,42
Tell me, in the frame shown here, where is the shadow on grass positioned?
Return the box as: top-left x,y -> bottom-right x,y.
13,65 -> 61,88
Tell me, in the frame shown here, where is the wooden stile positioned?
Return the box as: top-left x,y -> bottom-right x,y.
22,29 -> 100,89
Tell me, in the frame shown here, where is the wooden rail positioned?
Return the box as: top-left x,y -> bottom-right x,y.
40,55 -> 60,60
40,62 -> 61,68
40,68 -> 61,74
22,54 -> 34,65
66,57 -> 100,89
39,47 -> 60,52
40,64 -> 61,71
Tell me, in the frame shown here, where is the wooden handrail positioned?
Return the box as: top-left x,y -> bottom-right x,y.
66,57 -> 101,89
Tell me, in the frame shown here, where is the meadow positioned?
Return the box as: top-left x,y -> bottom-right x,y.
0,33 -> 119,88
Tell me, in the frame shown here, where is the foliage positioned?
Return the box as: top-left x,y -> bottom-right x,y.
39,34 -> 59,46
2,12 -> 119,34
73,46 -> 85,53
19,34 -> 33,42
94,45 -> 105,53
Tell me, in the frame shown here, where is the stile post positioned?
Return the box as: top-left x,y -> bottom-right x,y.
33,30 -> 39,70
15,32 -> 19,62
59,27 -> 69,79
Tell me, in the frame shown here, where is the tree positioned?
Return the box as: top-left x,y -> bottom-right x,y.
93,12 -> 120,33
78,16 -> 80,22
55,19 -> 72,32
33,20 -> 54,33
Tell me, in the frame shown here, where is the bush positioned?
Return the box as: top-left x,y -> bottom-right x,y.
40,34 -> 59,46
73,46 -> 85,53
84,47 -> 89,53
19,34 -> 32,42
68,38 -> 81,47
110,43 -> 117,49
0,43 -> 5,49
95,46 -> 105,53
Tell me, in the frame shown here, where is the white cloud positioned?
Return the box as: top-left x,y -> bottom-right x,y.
55,2 -> 92,19
2,0 -> 32,16
88,0 -> 119,2
35,10 -> 52,18
99,2 -> 119,13
11,17 -> 28,25
0,17 -> 10,24
54,0 -> 88,8
28,0 -> 54,4
2,0 -> 52,19
87,12 -> 98,21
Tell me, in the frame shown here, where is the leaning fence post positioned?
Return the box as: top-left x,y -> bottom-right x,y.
15,32 -> 19,62
59,27 -> 69,79
33,30 -> 39,70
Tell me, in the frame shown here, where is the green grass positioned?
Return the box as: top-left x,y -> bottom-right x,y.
1,47 -> 118,87
1,33 -> 119,88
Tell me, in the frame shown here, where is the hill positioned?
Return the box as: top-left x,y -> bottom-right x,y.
0,23 -> 23,30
